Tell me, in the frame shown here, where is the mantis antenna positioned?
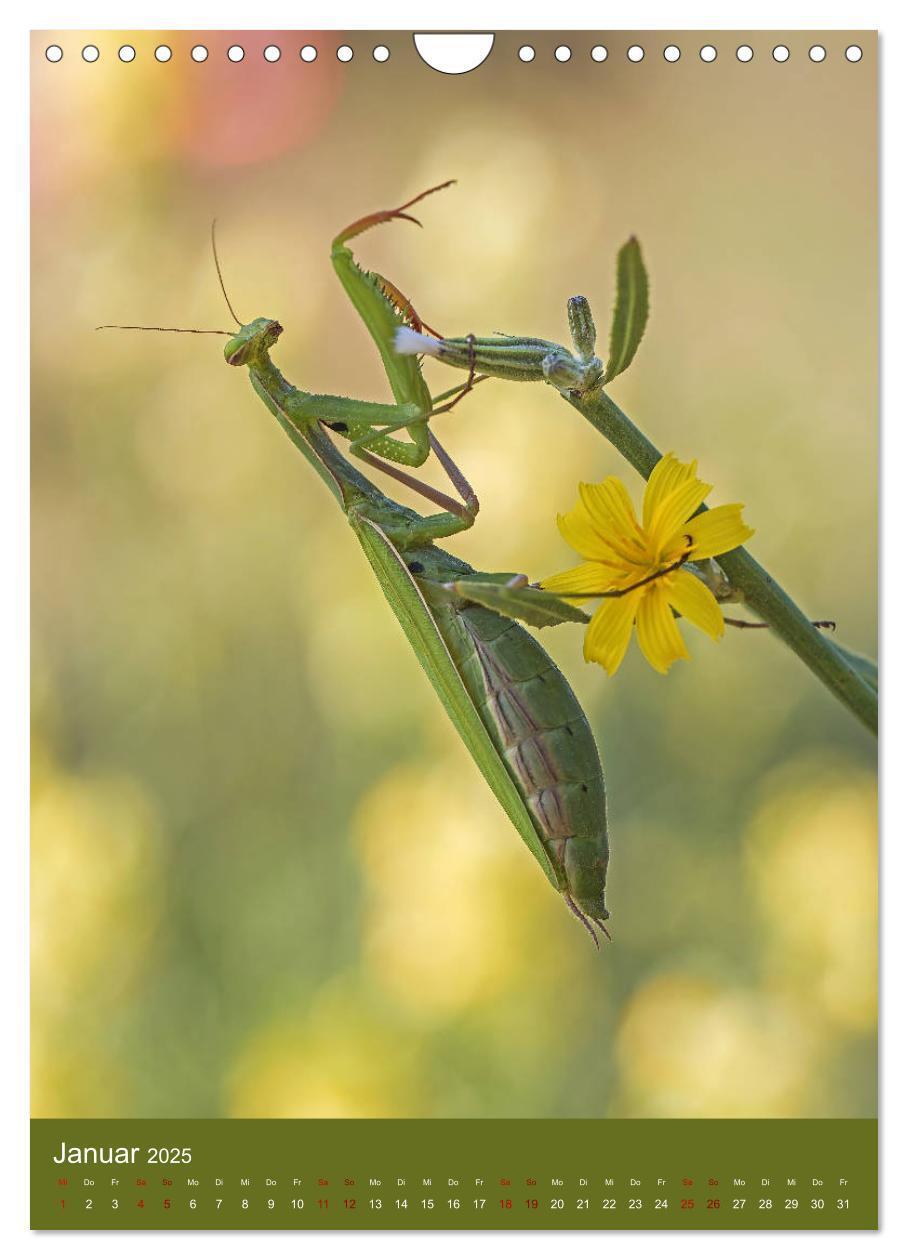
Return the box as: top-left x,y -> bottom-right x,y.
97,222 -> 242,336
96,324 -> 233,334
211,219 -> 242,326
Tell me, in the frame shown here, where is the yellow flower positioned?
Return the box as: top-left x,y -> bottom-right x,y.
541,454 -> 755,675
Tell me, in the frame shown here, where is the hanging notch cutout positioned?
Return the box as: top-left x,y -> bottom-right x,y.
413,33 -> 494,75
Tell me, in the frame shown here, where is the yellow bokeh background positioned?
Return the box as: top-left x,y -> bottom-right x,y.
31,31 -> 876,1119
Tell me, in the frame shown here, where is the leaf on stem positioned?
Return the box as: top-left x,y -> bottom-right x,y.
447,576 -> 592,628
604,237 -> 649,384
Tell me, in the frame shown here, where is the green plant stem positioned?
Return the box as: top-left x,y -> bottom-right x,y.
565,388 -> 878,735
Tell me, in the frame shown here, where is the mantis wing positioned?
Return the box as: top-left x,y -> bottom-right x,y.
352,516 -> 560,888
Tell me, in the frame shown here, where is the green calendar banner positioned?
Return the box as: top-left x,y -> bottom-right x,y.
32,1119 -> 877,1229
31,27 -> 878,1236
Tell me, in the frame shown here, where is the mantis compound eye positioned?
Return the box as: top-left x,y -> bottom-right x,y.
224,318 -> 283,365
224,334 -> 251,366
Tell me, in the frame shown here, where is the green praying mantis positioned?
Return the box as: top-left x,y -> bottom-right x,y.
100,183 -> 631,946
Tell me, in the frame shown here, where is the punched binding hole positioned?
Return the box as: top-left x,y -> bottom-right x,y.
699,44 -> 717,62
191,45 -> 208,62
845,44 -> 863,62
118,45 -> 136,62
736,45 -> 754,62
554,45 -> 572,62
663,45 -> 681,62
809,45 -> 826,62
82,44 -> 100,62
300,45 -> 317,62
518,45 -> 535,62
627,45 -> 645,62
337,45 -> 354,62
772,45 -> 790,62
45,44 -> 63,62
372,45 -> 390,62
264,45 -> 281,62
591,45 -> 608,62
155,45 -> 172,63
227,45 -> 245,62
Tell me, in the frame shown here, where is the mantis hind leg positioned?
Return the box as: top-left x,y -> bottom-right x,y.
352,431 -> 479,533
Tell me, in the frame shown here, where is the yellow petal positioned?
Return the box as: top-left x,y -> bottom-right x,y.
579,478 -> 643,541
635,588 -> 690,674
648,475 -> 713,552
665,569 -> 725,640
556,500 -> 619,564
583,589 -> 643,675
642,453 -> 699,531
680,504 -> 755,560
540,561 -> 618,605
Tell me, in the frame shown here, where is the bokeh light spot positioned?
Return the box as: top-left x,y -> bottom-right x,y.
745,763 -> 877,1032
617,975 -> 812,1117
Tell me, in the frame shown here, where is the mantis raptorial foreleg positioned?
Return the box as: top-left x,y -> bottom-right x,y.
213,185 -> 488,520
324,181 -> 485,467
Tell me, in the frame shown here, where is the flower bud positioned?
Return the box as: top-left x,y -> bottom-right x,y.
567,296 -> 597,360
542,348 -> 604,394
542,349 -> 586,391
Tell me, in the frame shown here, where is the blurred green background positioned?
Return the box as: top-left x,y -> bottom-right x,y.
31,31 -> 876,1119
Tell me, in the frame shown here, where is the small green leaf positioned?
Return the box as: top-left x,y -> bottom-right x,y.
447,575 -> 591,629
604,237 -> 649,384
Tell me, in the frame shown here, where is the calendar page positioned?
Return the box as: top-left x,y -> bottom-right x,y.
30,28 -> 878,1232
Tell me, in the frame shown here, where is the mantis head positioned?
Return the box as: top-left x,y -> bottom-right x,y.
224,318 -> 284,367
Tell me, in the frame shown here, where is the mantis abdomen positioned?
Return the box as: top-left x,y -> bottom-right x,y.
436,598 -> 609,929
